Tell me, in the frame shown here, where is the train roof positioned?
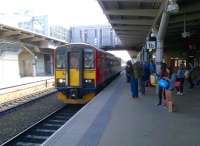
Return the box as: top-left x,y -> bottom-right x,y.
57,43 -> 100,50
56,43 -> 121,60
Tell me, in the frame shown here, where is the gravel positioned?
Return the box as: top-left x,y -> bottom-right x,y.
0,93 -> 65,144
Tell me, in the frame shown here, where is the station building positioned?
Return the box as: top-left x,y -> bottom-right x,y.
70,25 -> 121,49
0,24 -> 67,83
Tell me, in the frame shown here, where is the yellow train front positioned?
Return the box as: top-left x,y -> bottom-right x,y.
55,43 -> 121,104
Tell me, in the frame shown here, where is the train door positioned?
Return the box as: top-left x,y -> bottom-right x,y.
68,51 -> 83,87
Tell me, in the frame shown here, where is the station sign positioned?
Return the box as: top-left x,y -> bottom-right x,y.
146,41 -> 156,50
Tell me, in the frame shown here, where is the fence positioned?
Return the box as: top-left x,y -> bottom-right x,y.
0,78 -> 55,105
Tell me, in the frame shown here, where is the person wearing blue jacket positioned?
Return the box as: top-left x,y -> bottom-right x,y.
130,62 -> 139,98
176,63 -> 185,95
150,60 -> 156,74
170,69 -> 177,90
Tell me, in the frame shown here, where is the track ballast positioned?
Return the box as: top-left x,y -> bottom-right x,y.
1,104 -> 84,146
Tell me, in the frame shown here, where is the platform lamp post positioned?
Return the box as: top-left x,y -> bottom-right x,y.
144,37 -> 149,63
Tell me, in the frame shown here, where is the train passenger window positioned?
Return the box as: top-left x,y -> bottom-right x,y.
84,48 -> 94,69
56,49 -> 65,69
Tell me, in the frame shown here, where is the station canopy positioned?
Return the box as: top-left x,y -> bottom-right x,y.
97,0 -> 162,51
97,0 -> 200,53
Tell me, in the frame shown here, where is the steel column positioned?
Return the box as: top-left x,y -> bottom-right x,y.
156,11 -> 169,74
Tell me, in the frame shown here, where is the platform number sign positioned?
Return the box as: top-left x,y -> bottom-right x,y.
146,41 -> 156,50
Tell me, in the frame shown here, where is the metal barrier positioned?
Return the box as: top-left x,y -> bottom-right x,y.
0,78 -> 55,105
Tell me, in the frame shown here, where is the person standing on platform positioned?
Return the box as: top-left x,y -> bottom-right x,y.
150,60 -> 156,74
196,68 -> 200,86
125,60 -> 132,83
133,61 -> 145,96
149,60 -> 156,87
144,62 -> 150,87
157,63 -> 170,106
176,63 -> 185,95
170,67 -> 177,90
188,63 -> 195,89
129,62 -> 138,98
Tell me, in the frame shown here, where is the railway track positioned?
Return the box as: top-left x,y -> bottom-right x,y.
1,104 -> 84,146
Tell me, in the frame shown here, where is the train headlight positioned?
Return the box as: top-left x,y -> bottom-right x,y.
85,79 -> 92,83
58,79 -> 66,83
83,79 -> 94,87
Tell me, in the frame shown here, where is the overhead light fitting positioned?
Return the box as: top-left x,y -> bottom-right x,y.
181,14 -> 190,38
150,32 -> 156,38
182,32 -> 190,38
167,0 -> 179,14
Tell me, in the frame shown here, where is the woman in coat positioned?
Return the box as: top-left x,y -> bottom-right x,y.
130,62 -> 139,98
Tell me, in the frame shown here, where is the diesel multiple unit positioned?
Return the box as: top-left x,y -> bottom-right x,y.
55,43 -> 121,104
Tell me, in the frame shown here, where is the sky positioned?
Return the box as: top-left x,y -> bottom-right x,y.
0,0 -> 131,61
108,51 -> 132,62
0,0 -> 109,27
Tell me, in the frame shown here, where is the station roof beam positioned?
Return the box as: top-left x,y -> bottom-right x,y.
97,0 -> 162,50
105,9 -> 158,17
113,25 -> 150,31
110,19 -> 154,26
30,37 -> 46,42
0,23 -> 68,48
1,31 -> 21,37
19,34 -> 35,40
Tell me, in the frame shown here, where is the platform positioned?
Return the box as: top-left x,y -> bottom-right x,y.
43,73 -> 200,146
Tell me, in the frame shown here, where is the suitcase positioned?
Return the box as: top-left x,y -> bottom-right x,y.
165,90 -> 175,112
168,101 -> 175,112
150,74 -> 157,86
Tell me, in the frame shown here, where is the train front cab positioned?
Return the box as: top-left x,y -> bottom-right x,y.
55,46 -> 96,104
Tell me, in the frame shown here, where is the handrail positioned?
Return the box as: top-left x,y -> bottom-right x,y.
0,78 -> 54,91
0,78 -> 55,105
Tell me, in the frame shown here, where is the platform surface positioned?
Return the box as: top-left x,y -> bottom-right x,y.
43,73 -> 200,146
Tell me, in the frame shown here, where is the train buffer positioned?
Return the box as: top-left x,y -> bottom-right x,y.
43,73 -> 200,146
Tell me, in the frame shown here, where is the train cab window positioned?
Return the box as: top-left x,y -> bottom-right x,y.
84,48 -> 94,69
56,48 -> 66,69
69,52 -> 80,69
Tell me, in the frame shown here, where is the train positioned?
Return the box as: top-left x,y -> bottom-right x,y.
55,43 -> 121,104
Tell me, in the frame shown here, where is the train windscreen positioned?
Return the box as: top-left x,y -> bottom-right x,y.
56,48 -> 66,69
84,48 -> 94,69
69,52 -> 80,69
